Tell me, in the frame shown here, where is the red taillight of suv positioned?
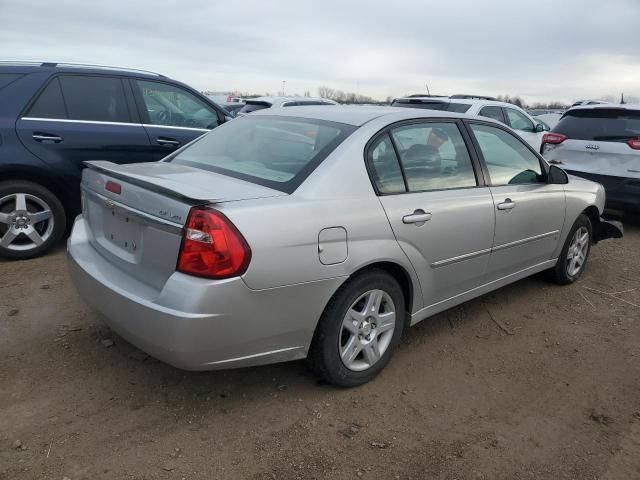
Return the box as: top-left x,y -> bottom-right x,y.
177,206 -> 251,279
541,132 -> 567,146
627,138 -> 640,150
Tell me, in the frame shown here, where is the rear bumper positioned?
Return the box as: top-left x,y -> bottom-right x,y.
68,216 -> 345,370
566,170 -> 640,212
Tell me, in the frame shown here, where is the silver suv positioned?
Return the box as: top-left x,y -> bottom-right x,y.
541,104 -> 640,212
237,96 -> 336,115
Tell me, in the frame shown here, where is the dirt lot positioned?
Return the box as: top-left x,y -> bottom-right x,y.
1,219 -> 640,480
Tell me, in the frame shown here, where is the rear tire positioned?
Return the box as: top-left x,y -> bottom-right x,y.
307,269 -> 406,387
548,213 -> 592,285
0,181 -> 66,260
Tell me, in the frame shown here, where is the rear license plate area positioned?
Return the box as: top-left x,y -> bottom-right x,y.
103,207 -> 142,253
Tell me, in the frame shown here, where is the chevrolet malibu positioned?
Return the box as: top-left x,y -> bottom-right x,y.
68,107 -> 622,386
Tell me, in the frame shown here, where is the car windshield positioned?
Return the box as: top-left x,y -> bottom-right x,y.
554,108 -> 640,141
169,116 -> 356,192
391,99 -> 471,113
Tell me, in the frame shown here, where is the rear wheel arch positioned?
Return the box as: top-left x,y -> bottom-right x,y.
345,261 -> 414,328
311,261 -> 415,343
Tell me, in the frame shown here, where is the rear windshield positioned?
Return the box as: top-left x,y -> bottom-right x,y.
554,108 -> 640,141
238,102 -> 270,114
169,116 -> 356,193
391,99 -> 471,113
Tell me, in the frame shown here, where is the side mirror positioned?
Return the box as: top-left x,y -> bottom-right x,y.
548,164 -> 569,184
535,123 -> 545,133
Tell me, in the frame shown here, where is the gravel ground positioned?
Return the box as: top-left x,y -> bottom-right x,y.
1,218 -> 639,480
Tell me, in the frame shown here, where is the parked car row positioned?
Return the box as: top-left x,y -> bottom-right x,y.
2,61 -> 626,386
1,61 -> 635,266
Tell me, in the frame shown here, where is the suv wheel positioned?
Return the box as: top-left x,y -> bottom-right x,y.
308,270 -> 405,387
0,181 -> 66,260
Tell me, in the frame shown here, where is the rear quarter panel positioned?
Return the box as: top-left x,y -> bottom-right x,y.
552,175 -> 604,258
218,119 -> 425,312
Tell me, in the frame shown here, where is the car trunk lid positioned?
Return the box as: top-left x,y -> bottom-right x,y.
81,161 -> 284,290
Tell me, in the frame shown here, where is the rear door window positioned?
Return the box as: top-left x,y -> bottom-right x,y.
389,122 -> 477,192
554,108 -> 640,141
26,77 -> 68,119
478,106 -> 505,123
59,76 -> 131,123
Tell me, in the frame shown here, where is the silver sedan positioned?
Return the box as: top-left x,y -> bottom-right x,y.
68,106 -> 622,386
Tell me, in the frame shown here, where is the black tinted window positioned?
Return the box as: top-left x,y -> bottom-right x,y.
239,103 -> 270,114
554,109 -> 640,141
479,106 -> 505,123
26,78 -> 67,119
59,76 -> 131,122
391,99 -> 471,113
0,73 -> 22,90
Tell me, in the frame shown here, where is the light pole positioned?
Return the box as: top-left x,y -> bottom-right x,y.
282,80 -> 286,96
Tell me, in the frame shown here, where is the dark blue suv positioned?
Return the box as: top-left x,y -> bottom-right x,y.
0,62 -> 230,259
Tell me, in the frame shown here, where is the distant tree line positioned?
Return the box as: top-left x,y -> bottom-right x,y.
317,86 -> 375,104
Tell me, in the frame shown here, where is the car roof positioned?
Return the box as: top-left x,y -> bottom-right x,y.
249,105 -> 500,127
247,96 -> 337,106
394,95 -> 525,109
0,61 -> 167,80
566,103 -> 640,113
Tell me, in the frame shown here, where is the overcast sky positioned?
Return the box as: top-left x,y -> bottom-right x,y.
2,0 -> 639,104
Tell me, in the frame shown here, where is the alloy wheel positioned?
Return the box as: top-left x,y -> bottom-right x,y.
339,289 -> 396,371
0,193 -> 55,251
566,226 -> 589,277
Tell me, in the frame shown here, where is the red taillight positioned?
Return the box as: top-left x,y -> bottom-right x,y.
177,207 -> 251,279
541,132 -> 567,145
105,180 -> 122,194
627,138 -> 640,150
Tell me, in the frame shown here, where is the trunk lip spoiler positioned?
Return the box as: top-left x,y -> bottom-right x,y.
83,160 -> 221,204
81,186 -> 184,234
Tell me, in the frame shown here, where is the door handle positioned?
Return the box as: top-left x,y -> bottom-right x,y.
156,137 -> 180,147
402,210 -> 432,224
32,133 -> 63,143
497,198 -> 516,210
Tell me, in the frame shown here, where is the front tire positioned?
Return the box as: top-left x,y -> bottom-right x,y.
0,181 -> 66,260
549,213 -> 592,285
307,269 -> 406,387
